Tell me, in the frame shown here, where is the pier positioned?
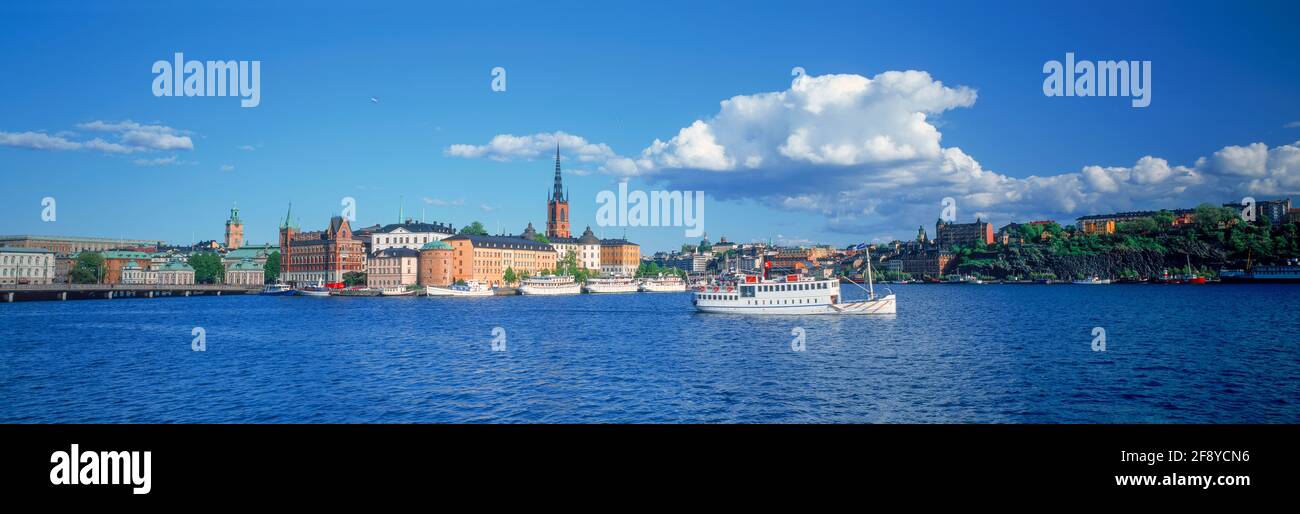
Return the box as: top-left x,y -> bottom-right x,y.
0,284 -> 255,303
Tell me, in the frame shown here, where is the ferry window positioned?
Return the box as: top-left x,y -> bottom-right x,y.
741,285 -> 754,297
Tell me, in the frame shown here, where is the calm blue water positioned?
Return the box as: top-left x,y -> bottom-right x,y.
1,284 -> 1296,423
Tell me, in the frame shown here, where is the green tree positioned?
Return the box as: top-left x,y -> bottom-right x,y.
1152,210 -> 1176,230
263,251 -> 281,283
1194,203 -> 1236,234
1118,217 -> 1158,235
503,266 -> 517,285
188,252 -> 225,284
71,252 -> 105,284
636,261 -> 663,277
559,250 -> 578,273
532,235 -> 551,244
460,221 -> 489,236
343,271 -> 367,286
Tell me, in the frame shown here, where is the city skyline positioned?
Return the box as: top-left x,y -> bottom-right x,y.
1,1 -> 1299,253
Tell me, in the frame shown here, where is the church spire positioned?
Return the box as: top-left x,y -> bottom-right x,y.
552,142 -> 564,202
281,202 -> 293,229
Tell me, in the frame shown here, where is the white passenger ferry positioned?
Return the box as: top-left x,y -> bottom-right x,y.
639,275 -> 687,292
518,275 -> 582,295
583,276 -> 640,293
425,280 -> 494,297
693,252 -> 895,315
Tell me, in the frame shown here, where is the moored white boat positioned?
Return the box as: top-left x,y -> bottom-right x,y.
379,287 -> 417,296
297,280 -> 333,297
583,276 -> 639,293
425,281 -> 494,297
1072,277 -> 1112,285
639,275 -> 688,292
692,249 -> 895,315
518,275 -> 581,295
260,283 -> 296,296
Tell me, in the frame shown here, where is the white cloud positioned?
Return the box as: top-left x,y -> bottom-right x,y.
132,155 -> 189,166
220,164 -> 235,172
445,131 -> 615,162
76,120 -> 194,151
479,203 -> 497,213
423,197 -> 464,206
447,72 -> 1300,238
1285,121 -> 1300,129
0,131 -> 87,151
639,71 -> 975,172
0,120 -> 194,155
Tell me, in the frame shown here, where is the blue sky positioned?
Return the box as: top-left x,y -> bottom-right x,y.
1,0 -> 1298,252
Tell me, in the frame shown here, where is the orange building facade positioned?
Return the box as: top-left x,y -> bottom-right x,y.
445,234 -> 557,287
418,241 -> 454,287
598,239 -> 640,276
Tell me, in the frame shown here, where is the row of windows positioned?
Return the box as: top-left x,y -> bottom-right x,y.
375,235 -> 437,246
739,282 -> 830,296
1,255 -> 52,264
0,268 -> 49,277
699,295 -> 824,306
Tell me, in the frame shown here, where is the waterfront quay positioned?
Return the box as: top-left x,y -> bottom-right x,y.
0,284 -> 253,303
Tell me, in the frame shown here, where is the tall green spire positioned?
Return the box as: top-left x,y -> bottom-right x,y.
281,202 -> 295,229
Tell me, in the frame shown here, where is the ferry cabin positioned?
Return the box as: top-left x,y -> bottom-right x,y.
693,276 -> 842,314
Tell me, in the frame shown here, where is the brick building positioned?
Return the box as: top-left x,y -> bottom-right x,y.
278,205 -> 366,286
418,240 -> 454,287
0,235 -> 165,256
936,219 -> 994,249
901,249 -> 954,277
101,250 -> 155,284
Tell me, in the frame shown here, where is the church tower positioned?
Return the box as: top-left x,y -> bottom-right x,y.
546,144 -> 571,238
278,203 -> 298,280
224,205 -> 244,250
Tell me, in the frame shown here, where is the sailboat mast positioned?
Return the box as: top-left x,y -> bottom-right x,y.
865,246 -> 875,299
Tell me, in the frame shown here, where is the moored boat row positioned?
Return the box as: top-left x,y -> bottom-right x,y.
270,274 -> 694,298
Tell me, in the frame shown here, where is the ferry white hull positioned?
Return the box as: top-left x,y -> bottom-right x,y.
379,288 -> 417,296
694,294 -> 896,315
425,285 -> 494,297
639,282 -> 688,292
583,283 -> 639,293
518,284 -> 582,295
298,289 -> 332,297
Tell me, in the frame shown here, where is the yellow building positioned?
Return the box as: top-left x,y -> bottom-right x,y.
444,234 -> 557,287
599,239 -> 640,276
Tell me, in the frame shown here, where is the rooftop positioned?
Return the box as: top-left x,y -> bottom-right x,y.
0,246 -> 56,254
374,220 -> 456,235
101,250 -> 153,260
372,247 -> 421,258
445,233 -> 554,252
